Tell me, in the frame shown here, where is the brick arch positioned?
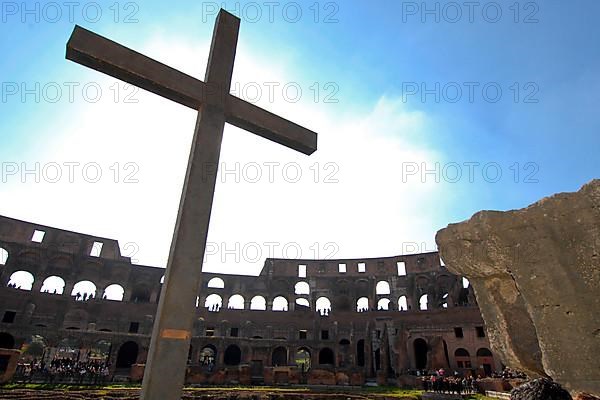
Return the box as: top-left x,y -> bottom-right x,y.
47,254 -> 74,269
130,283 -> 152,303
272,295 -> 289,311
7,269 -> 35,290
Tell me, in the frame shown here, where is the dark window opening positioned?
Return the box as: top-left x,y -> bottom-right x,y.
318,347 -> 334,365
116,341 -> 138,368
356,339 -> 365,367
413,338 -> 428,370
272,346 -> 287,366
476,326 -> 485,337
128,322 -> 139,333
230,327 -> 239,337
454,327 -> 464,338
0,333 -> 15,349
2,311 -> 16,323
0,355 -> 9,373
321,330 -> 329,340
299,330 -> 307,339
224,345 -> 241,365
206,327 -> 215,337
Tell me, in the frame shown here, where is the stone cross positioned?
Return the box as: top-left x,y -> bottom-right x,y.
66,10 -> 317,400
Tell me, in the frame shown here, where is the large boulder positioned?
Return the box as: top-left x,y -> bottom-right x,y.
436,180 -> 600,396
511,378 -> 572,400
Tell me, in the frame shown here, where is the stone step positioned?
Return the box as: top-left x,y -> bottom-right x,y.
485,390 -> 512,400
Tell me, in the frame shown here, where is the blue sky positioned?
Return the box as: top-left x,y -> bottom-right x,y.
1,1 -> 598,273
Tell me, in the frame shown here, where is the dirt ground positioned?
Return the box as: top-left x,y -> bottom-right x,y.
0,386 -> 425,400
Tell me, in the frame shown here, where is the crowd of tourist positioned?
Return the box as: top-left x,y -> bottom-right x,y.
417,366 -> 529,395
418,369 -> 480,394
15,357 -> 111,384
493,366 -> 528,379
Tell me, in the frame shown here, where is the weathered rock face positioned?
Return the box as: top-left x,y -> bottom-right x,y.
436,180 -> 600,396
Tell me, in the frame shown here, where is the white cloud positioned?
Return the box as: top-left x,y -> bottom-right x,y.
0,32 -> 445,275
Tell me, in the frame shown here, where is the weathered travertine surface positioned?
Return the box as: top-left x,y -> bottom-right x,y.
436,180 -> 600,396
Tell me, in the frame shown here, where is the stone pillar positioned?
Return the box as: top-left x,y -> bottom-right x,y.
63,281 -> 75,298
31,278 -> 44,293
149,289 -> 159,303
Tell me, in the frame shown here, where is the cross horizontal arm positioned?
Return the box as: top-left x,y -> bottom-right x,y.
66,25 -> 317,155
67,25 -> 206,110
226,96 -> 317,155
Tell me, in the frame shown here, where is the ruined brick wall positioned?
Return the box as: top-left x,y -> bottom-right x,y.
0,214 -> 500,384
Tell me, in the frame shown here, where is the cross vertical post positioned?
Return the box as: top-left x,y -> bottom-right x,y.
139,11 -> 239,400
65,9 -> 317,400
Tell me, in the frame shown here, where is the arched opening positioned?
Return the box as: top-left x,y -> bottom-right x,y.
21,335 -> 46,362
295,298 -> 310,308
204,294 -> 223,311
398,295 -> 408,311
224,344 -> 241,366
318,347 -> 335,365
477,348 -> 493,357
272,296 -> 288,311
89,340 -> 111,363
413,338 -> 428,370
419,294 -> 428,310
357,339 -> 365,367
356,297 -> 369,312
477,348 -> 494,376
131,287 -> 151,303
377,298 -> 390,310
376,280 -> 391,295
250,295 -> 266,310
200,345 -> 216,366
0,247 -> 8,265
103,284 -> 125,301
207,277 -> 224,289
71,280 -> 97,300
294,281 -> 310,295
315,296 -> 331,316
40,276 -> 65,294
7,270 -> 34,290
271,346 -> 288,366
56,338 -> 80,360
116,341 -> 138,368
454,348 -> 471,369
441,292 -> 449,308
0,332 -> 15,349
227,294 -> 244,310
296,347 -> 311,372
